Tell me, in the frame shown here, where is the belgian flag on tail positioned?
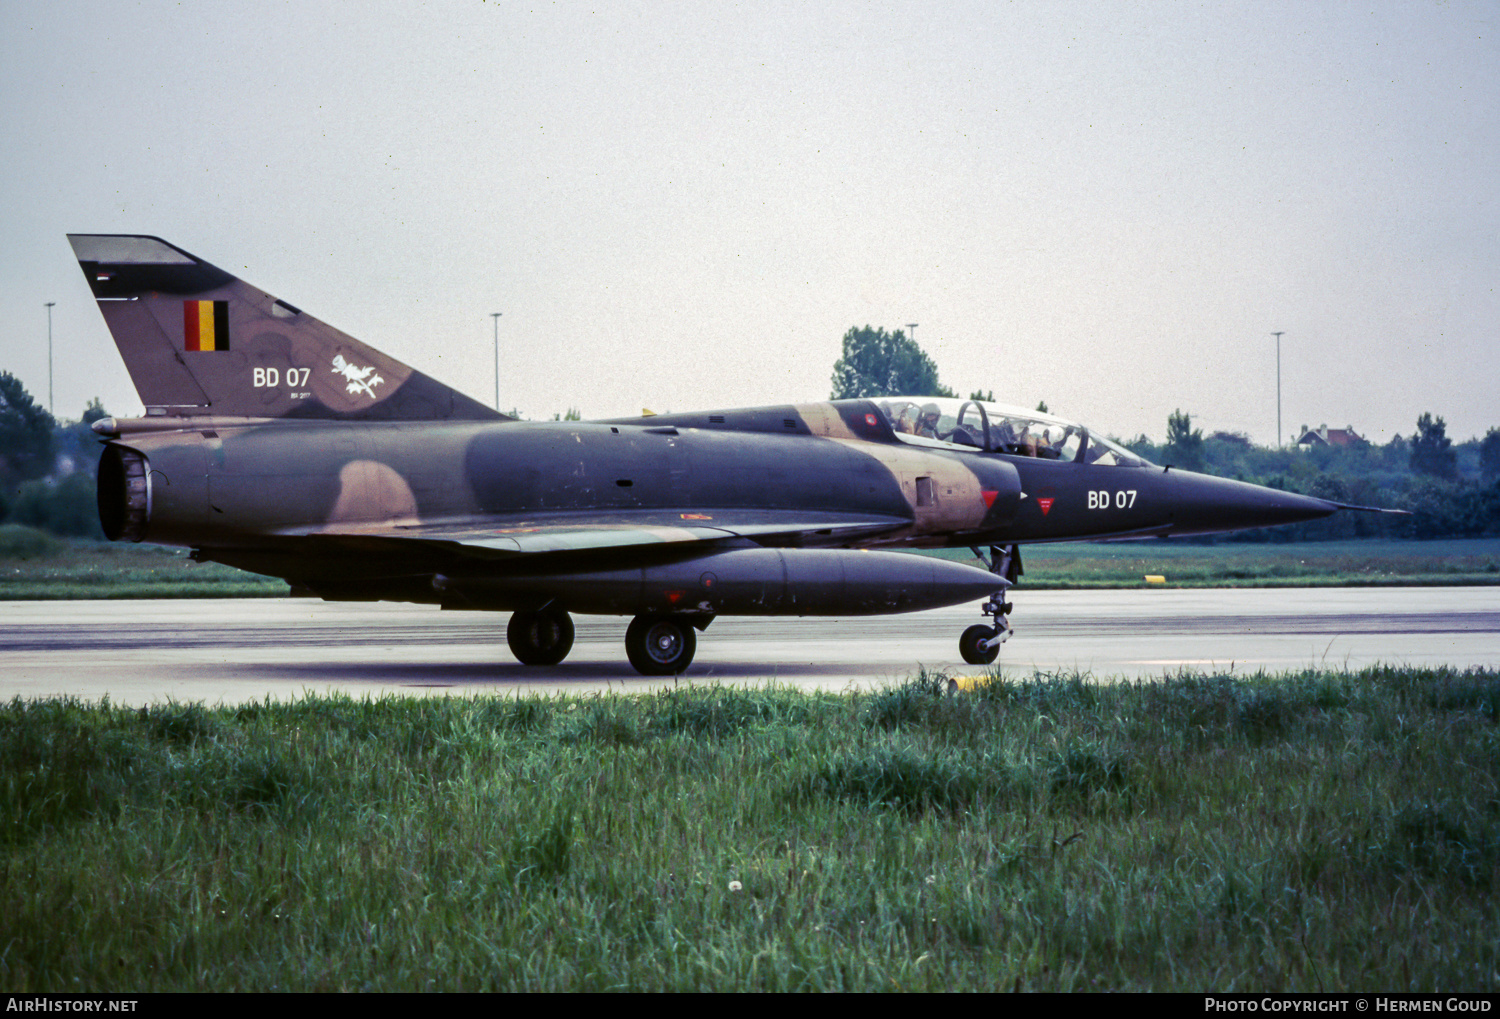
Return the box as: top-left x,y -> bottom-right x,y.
183,300 -> 229,352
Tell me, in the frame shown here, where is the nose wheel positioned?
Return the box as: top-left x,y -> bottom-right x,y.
959,544 -> 1020,666
960,622 -> 1002,665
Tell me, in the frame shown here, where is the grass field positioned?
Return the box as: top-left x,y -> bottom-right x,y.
932,537 -> 1500,588
2,525 -> 1498,599
3,666 -> 1498,991
0,525 -> 284,599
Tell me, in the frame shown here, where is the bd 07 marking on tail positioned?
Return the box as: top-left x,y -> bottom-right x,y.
70,233 -> 1399,675
252,367 -> 312,389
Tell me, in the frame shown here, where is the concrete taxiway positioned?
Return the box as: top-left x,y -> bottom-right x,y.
1,587 -> 1496,705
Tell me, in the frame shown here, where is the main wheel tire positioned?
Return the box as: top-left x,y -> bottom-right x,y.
625,615 -> 697,675
507,607 -> 575,665
959,624 -> 999,665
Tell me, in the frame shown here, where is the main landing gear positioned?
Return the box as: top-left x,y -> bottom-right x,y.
959,544 -> 1021,666
505,607 -> 704,675
624,615 -> 698,675
507,605 -> 575,665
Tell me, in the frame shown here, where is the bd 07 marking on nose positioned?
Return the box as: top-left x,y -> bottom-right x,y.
1088,489 -> 1137,510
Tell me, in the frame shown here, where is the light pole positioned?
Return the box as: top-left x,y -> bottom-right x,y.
45,302 -> 55,416
1271,331 -> 1284,449
906,323 -> 918,346
490,312 -> 502,413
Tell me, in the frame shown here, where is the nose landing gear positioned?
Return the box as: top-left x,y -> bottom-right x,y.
959,544 -> 1021,666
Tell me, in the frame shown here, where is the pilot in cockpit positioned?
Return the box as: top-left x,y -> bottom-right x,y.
990,418 -> 1018,451
1039,425 -> 1077,460
1017,425 -> 1038,457
891,403 -> 918,434
916,403 -> 942,439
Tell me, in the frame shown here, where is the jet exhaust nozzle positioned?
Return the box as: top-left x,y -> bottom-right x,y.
97,445 -> 151,542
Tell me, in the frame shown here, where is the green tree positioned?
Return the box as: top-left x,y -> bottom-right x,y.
53,398 -> 109,478
0,372 -> 55,489
1410,413 -> 1457,481
10,472 -> 102,538
1479,427 -> 1500,485
1163,409 -> 1205,472
1121,433 -> 1161,463
1204,431 -> 1255,481
830,326 -> 955,400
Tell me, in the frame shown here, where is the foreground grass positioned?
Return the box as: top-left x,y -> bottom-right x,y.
4,667 -> 1499,991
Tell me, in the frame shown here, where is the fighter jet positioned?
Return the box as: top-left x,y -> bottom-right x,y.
70,234 -> 1368,674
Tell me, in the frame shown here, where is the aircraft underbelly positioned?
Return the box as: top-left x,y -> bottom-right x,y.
437,546 -> 1002,616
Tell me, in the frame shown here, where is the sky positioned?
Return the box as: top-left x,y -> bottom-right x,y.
1,0 -> 1495,446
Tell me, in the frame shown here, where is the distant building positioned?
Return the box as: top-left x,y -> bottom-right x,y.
1296,423 -> 1366,450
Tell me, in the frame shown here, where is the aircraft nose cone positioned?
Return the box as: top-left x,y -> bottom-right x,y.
1167,472 -> 1337,537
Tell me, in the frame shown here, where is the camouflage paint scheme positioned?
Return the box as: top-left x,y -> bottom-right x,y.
71,235 -> 1346,674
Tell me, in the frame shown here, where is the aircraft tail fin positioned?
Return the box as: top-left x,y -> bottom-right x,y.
68,235 -> 502,422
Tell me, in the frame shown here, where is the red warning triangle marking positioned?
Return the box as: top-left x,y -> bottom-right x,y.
1037,497 -> 1054,516
981,490 -> 998,509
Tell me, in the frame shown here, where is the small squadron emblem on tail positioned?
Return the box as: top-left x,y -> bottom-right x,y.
331,354 -> 385,399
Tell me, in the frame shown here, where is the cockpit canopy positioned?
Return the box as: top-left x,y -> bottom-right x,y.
873,397 -> 1154,467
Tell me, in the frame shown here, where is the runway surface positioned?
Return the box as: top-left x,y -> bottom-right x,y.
2,587 -> 1497,705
